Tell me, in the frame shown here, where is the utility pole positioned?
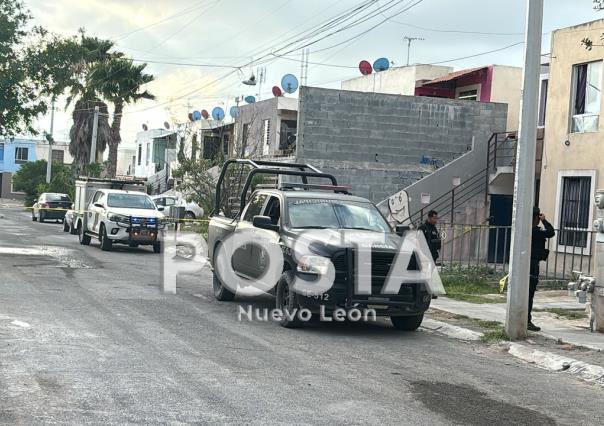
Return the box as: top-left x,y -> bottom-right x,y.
45,99 -> 55,183
89,106 -> 100,164
505,0 -> 544,340
404,36 -> 424,66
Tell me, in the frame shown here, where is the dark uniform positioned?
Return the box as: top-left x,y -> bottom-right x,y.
418,221 -> 441,261
529,219 -> 555,322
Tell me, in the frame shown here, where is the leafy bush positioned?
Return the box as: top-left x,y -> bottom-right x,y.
12,160 -> 74,205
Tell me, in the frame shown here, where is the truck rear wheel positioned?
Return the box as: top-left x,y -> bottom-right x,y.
391,314 -> 424,331
153,242 -> 161,253
78,223 -> 91,246
276,272 -> 303,328
63,219 -> 70,232
212,248 -> 235,301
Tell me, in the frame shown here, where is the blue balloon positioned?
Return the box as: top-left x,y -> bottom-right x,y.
281,74 -> 299,94
212,107 -> 225,121
244,96 -> 256,104
373,57 -> 390,72
229,106 -> 239,118
192,110 -> 202,121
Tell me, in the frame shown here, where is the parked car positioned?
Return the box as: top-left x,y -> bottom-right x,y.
63,209 -> 77,234
75,189 -> 166,253
32,193 -> 72,223
152,194 -> 204,219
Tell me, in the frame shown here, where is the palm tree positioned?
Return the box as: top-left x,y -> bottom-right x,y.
69,99 -> 111,169
90,57 -> 154,177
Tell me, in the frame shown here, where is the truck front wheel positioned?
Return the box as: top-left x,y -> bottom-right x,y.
212,248 -> 235,301
99,225 -> 113,251
78,223 -> 91,246
276,272 -> 303,328
391,314 -> 424,331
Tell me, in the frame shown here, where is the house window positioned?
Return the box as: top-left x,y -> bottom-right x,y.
571,61 -> 602,133
146,142 -> 151,165
15,147 -> 28,163
538,79 -> 548,127
137,144 -> 142,166
458,90 -> 478,101
0,143 -> 4,162
51,150 -> 64,164
262,119 -> 271,156
558,176 -> 591,248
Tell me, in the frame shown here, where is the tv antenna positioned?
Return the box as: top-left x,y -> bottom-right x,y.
403,36 -> 424,66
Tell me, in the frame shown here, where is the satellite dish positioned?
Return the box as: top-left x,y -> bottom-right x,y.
281,74 -> 299,94
164,121 -> 170,130
201,109 -> 209,119
142,123 -> 148,131
188,113 -> 194,122
272,86 -> 283,97
230,106 -> 239,119
359,60 -> 373,75
212,107 -> 225,121
373,57 -> 390,72
192,110 -> 202,121
244,95 -> 256,104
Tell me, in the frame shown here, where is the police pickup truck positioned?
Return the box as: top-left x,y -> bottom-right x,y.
207,160 -> 441,330
72,178 -> 165,253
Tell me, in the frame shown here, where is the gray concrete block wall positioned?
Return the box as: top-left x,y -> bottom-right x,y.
296,87 -> 508,205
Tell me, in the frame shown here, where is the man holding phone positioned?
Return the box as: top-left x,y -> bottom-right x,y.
528,207 -> 555,331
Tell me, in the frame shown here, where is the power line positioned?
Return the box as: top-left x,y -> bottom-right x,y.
390,20 -> 524,36
427,41 -> 525,65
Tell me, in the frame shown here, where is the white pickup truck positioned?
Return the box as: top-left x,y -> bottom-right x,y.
72,178 -> 166,253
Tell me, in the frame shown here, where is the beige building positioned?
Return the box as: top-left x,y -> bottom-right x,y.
341,64 -> 453,96
540,18 -> 604,257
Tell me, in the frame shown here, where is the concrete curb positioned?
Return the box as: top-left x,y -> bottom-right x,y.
423,318 -> 604,387
421,318 -> 483,341
507,342 -> 604,387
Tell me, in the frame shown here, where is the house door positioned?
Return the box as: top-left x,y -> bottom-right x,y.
488,194 -> 513,263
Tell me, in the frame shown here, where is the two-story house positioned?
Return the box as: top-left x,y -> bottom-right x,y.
0,138 -> 37,199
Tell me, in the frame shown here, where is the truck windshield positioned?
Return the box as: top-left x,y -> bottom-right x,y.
107,193 -> 156,210
287,199 -> 391,232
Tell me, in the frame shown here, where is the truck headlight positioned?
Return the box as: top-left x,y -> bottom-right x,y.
108,213 -> 129,223
297,255 -> 332,275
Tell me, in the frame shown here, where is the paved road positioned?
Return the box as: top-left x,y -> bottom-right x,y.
1,206 -> 604,425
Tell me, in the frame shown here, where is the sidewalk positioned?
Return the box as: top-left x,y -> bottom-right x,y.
431,291 -> 604,351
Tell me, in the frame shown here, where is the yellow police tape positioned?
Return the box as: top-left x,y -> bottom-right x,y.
0,205 -> 210,223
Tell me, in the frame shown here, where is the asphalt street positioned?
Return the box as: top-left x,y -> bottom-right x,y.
2,205 -> 604,425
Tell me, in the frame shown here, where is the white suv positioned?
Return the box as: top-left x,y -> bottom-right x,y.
78,189 -> 166,253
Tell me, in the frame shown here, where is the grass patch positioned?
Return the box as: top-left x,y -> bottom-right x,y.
534,308 -> 587,320
441,274 -> 505,304
480,327 -> 510,343
473,319 -> 503,330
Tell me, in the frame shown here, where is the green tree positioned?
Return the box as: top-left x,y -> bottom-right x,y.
90,56 -> 155,177
12,160 -> 74,206
0,0 -> 48,135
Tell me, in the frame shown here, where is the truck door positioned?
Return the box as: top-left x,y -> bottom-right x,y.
249,195 -> 282,280
233,193 -> 267,278
88,191 -> 104,234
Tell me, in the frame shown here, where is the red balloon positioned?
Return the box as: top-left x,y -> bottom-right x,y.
201,109 -> 209,119
359,60 -> 373,76
272,86 -> 283,97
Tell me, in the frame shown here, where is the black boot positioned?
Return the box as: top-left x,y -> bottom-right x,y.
527,322 -> 541,332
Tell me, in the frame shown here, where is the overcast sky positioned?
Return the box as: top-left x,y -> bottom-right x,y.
25,0 -> 602,145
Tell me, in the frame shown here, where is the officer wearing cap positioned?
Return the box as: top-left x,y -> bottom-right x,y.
528,207 -> 555,331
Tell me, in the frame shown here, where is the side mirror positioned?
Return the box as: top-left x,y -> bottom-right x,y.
253,215 -> 279,232
157,206 -> 165,212
94,203 -> 104,209
395,225 -> 410,237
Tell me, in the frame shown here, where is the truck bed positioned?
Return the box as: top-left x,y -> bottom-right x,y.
208,215 -> 238,265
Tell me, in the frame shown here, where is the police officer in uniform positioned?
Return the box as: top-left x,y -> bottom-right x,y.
528,207 -> 555,331
418,210 -> 441,262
